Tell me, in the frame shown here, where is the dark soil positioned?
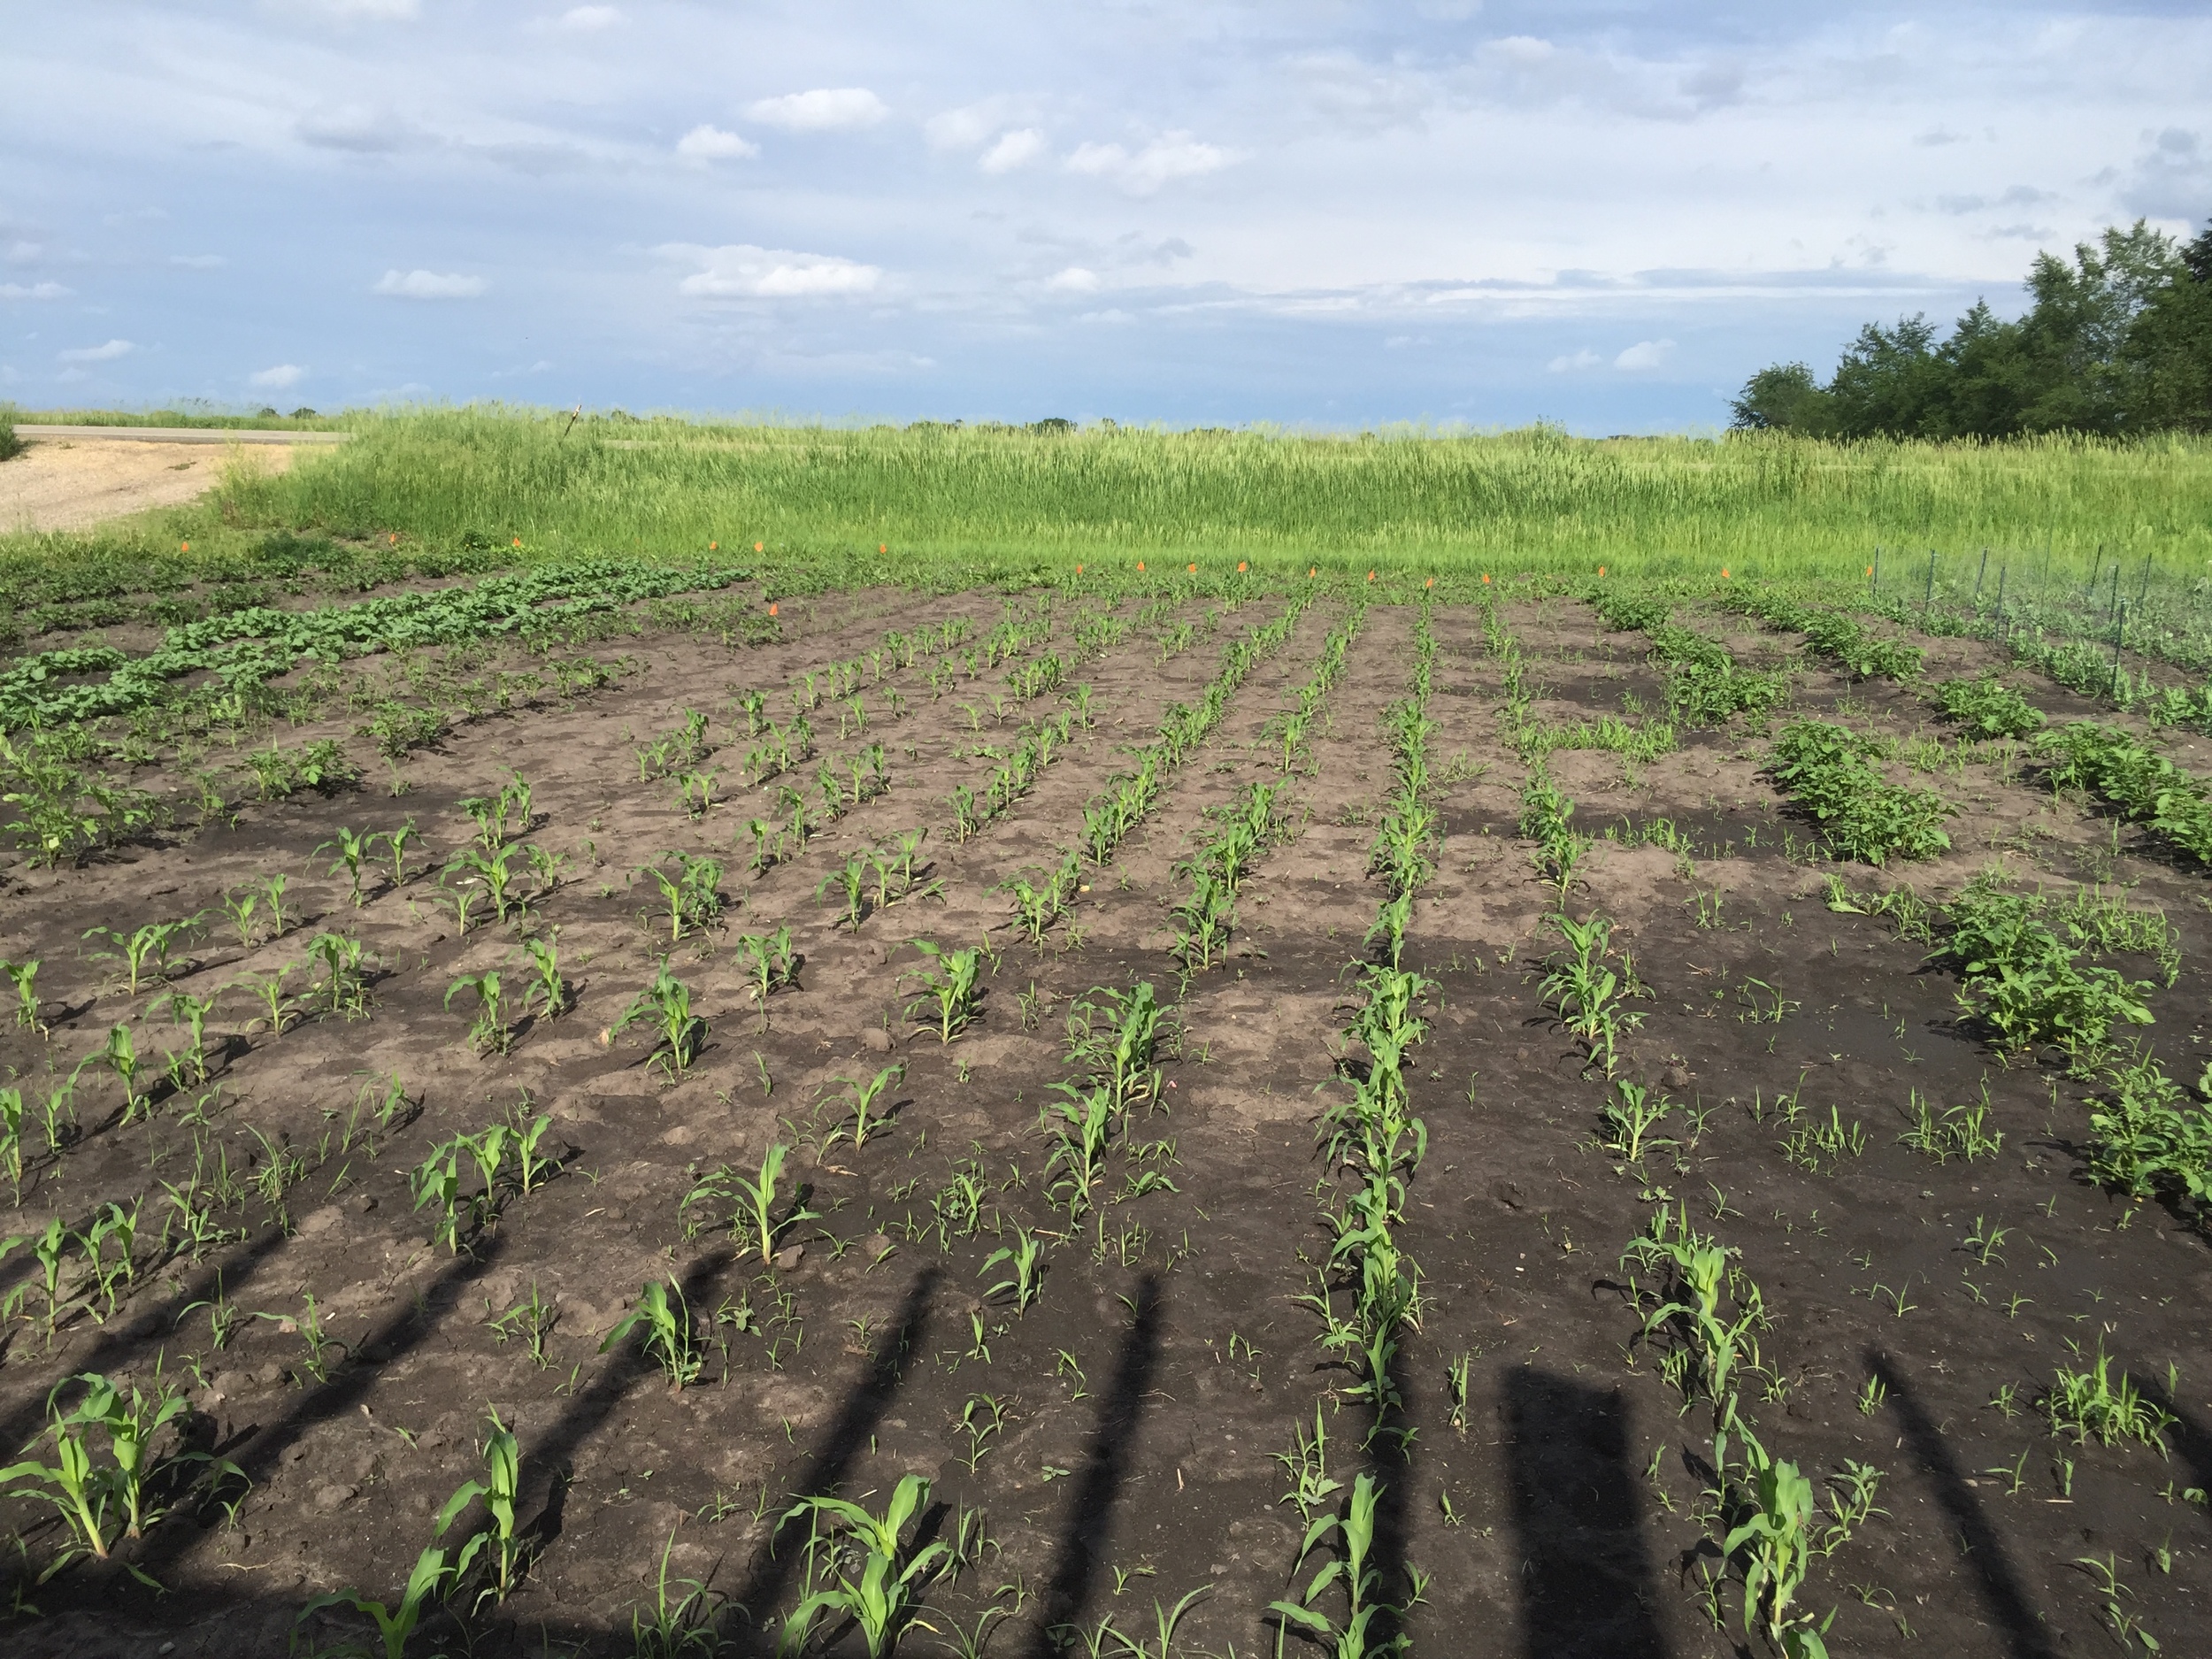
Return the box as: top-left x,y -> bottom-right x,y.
3,591 -> 2209,1659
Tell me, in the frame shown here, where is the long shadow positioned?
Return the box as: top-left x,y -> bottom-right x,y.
130,1231 -> 517,1580
729,1264 -> 940,1647
1870,1348 -> 2056,1659
514,1246 -> 735,1557
1363,1343 -> 1417,1651
0,1222 -> 295,1455
2133,1370 -> 2212,1502
1503,1369 -> 1670,1659
1022,1271 -> 1164,1659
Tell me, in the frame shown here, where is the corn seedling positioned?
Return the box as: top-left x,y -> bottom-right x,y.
435,1409 -> 530,1606
903,939 -> 983,1042
826,1064 -> 905,1150
235,964 -> 296,1037
447,970 -> 511,1056
1722,1432 -> 1821,1653
818,852 -> 872,931
84,915 -> 201,995
1273,1405 -> 1345,1522
599,1278 -> 703,1390
524,933 -> 567,1018
980,1222 -> 1045,1311
0,1370 -> 233,1582
3,956 -> 42,1032
687,1141 -> 818,1264
1268,1472 -> 1406,1659
778,1473 -> 949,1658
612,960 -> 707,1073
319,826 -> 378,906
306,930 -> 371,1018
296,1546 -> 453,1659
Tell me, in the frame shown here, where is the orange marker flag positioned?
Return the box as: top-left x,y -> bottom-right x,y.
1187,562 -> 1196,573
1237,561 -> 1248,572
767,602 -> 779,616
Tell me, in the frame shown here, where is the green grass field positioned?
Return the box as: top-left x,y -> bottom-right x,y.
11,406 -> 2212,589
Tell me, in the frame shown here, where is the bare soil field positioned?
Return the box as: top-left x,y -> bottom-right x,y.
1,584 -> 2208,1659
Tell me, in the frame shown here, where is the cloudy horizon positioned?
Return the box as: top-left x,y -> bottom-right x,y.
3,1 -> 2208,432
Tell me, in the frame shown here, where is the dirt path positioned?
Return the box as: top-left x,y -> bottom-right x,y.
1,434 -> 304,532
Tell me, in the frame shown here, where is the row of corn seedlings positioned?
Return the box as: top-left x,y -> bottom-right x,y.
1272,603 -> 1440,1658
1485,594 -> 1884,1659
1166,607 -> 1368,972
1081,598 -> 1313,866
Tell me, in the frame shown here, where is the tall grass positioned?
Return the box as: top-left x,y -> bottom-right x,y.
207,406 -> 2212,582
0,408 -> 20,463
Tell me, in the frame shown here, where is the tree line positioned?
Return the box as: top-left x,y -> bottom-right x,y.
1732,218 -> 2212,438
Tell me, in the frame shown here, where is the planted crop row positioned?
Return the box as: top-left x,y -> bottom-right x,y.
1490,595 -> 1883,1658
1719,589 -> 1923,683
1863,586 -> 2212,736
1268,606 -> 1441,1656
1167,606 -> 1365,970
2037,720 -> 2212,864
1767,720 -> 1955,865
1079,598 -> 1310,864
0,558 -> 748,732
1587,588 -> 1791,722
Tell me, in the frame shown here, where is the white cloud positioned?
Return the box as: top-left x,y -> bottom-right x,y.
665,243 -> 882,298
1064,132 -> 1233,195
1613,339 -> 1675,370
1547,349 -> 1601,372
676,124 -> 758,162
373,269 -> 488,299
1048,266 -> 1102,292
5,242 -> 44,264
926,101 -> 1013,151
58,339 -> 134,362
556,4 -> 622,28
250,363 -> 306,389
0,281 -> 70,300
979,129 -> 1045,173
744,88 -> 888,133
170,253 -> 227,268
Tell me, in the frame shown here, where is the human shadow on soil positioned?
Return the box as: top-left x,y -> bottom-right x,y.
134,1229 -> 522,1584
521,1245 -> 735,1557
1871,1348 -> 2057,1659
1503,1368 -> 1670,1659
0,1219 -> 295,1456
1022,1270 -> 1164,1658
729,1264 -> 941,1646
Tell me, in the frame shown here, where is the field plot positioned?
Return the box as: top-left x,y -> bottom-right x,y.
3,564 -> 2211,1659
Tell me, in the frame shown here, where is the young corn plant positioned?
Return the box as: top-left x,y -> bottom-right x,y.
0,1371 -> 234,1583
903,940 -> 983,1043
1267,1473 -> 1407,1659
598,1278 -> 704,1391
641,852 -> 726,942
1723,1432 -> 1824,1656
980,1222 -> 1045,1312
306,930 -> 372,1019
445,843 -> 525,927
818,853 -> 872,931
319,826 -> 378,907
1040,1082 -> 1114,1222
4,955 -> 42,1033
435,1409 -> 530,1606
736,927 -> 800,1026
612,961 -> 707,1074
697,1141 -> 818,1265
778,1473 -> 950,1659
297,1546 -> 453,1659
523,933 -> 568,1019
446,970 -> 511,1056
826,1064 -> 905,1150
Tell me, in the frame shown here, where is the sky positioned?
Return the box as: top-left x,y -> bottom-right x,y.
3,2 -> 2209,433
